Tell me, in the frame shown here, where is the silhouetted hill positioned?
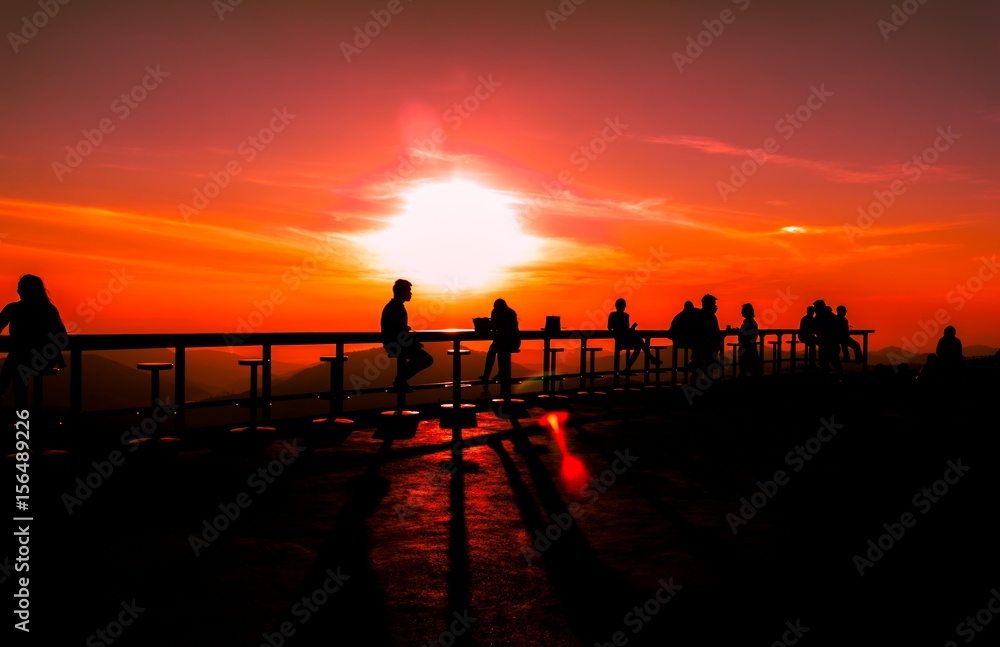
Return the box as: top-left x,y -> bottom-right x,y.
868,345 -> 997,367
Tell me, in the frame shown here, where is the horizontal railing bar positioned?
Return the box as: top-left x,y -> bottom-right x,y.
0,328 -> 877,353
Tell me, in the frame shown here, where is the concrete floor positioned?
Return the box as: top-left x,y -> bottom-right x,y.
16,370 -> 1000,646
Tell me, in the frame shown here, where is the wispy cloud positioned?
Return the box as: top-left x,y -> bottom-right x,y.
644,134 -> 970,184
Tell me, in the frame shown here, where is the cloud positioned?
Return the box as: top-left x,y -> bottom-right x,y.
643,134 -> 970,184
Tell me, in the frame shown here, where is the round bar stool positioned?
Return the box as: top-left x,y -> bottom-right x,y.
726,343 -> 741,378
132,362 -> 180,451
649,345 -> 670,387
785,338 -> 799,372
377,356 -> 419,438
544,347 -> 565,394
231,359 -> 276,434
442,349 -> 477,428
314,356 -> 353,428
581,346 -> 604,395
137,363 -> 172,414
767,341 -> 782,375
303,355 -> 354,448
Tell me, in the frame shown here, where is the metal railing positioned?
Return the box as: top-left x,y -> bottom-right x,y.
0,328 -> 874,430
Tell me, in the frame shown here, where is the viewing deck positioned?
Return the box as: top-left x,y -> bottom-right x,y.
1,327 -> 875,433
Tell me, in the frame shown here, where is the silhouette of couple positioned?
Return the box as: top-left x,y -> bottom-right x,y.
0,275 -> 68,409
379,279 -> 521,390
666,294 -> 729,380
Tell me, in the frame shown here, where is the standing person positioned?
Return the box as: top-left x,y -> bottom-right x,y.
0,275 -> 68,409
667,300 -> 698,350
480,298 -> 521,383
380,279 -> 433,391
835,305 -> 864,364
607,298 -> 662,371
798,305 -> 817,370
813,300 -> 842,375
737,303 -> 762,377
935,325 -> 964,378
692,294 -> 725,379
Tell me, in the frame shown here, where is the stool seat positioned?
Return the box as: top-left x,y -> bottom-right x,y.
238,358 -> 266,366
585,347 -> 604,353
137,362 -> 173,371
447,349 -> 472,355
375,409 -> 420,439
319,356 -> 348,363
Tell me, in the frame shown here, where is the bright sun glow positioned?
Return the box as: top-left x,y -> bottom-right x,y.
361,179 -> 541,289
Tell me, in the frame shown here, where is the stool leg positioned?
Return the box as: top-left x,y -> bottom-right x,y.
151,369 -> 160,416
394,358 -> 405,412
330,362 -> 339,422
249,366 -> 258,429
613,346 -> 620,388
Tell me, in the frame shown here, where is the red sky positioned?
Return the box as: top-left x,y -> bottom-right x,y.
2,0 -> 999,350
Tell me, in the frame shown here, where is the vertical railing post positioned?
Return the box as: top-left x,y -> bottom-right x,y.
262,342 -> 272,423
542,334 -> 551,394
175,345 -> 186,433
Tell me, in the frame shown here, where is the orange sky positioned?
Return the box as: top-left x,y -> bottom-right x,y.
2,0 -> 999,350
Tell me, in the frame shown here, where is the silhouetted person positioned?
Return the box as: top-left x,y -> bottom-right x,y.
798,305 -> 817,369
836,305 -> 863,364
380,279 -> 433,390
692,294 -> 725,379
0,274 -> 68,409
935,325 -> 964,378
813,301 -> 842,375
480,298 -> 521,383
608,298 -> 662,371
737,303 -> 762,377
667,300 -> 698,349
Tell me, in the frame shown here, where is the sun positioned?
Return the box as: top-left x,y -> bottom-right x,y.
361,178 -> 541,290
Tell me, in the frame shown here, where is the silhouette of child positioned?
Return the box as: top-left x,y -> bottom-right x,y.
0,275 -> 68,408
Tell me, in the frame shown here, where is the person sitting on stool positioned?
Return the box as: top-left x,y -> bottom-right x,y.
380,279 -> 433,391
